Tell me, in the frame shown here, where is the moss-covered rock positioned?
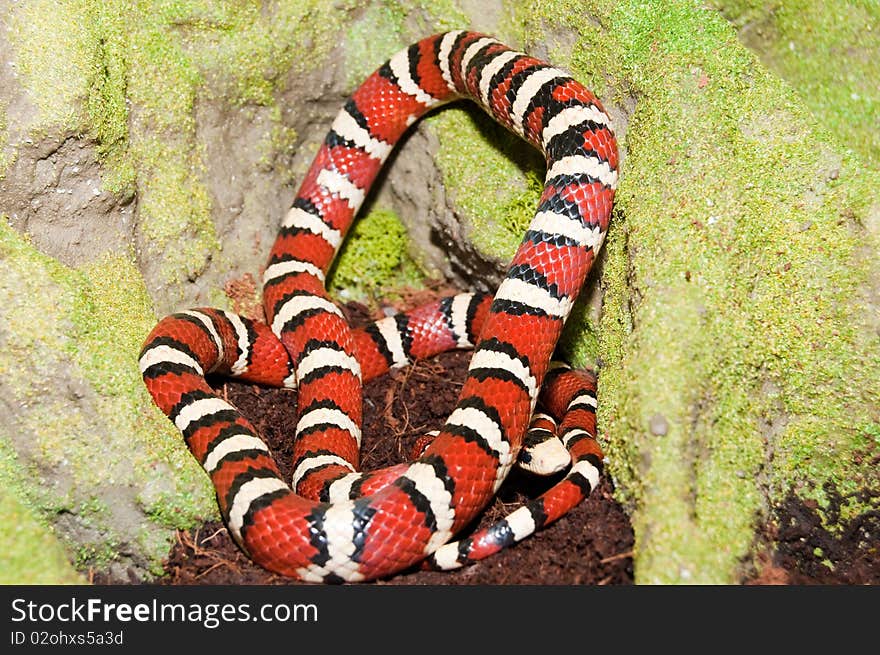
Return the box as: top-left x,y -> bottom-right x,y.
515,0 -> 879,583
0,441 -> 83,584
0,0 -> 876,584
714,0 -> 880,169
0,217 -> 216,579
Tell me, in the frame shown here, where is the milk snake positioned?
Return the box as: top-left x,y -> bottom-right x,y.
140,30 -> 618,582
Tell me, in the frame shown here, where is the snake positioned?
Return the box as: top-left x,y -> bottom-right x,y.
140,30 -> 618,582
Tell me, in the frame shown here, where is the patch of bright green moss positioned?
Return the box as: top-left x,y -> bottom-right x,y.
508,0 -> 879,583
415,0 -> 471,33
0,440 -> 83,584
327,206 -> 425,301
713,0 -> 880,169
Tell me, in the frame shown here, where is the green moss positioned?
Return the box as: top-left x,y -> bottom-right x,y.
508,0 -> 880,583
342,0 -> 471,87
74,252 -> 218,519
258,104 -> 299,170
431,108 -> 545,260
0,440 -> 84,585
416,0 -> 471,33
327,206 -> 425,301
7,0 -> 362,289
344,4 -> 409,87
0,217 -> 216,578
0,441 -> 83,584
0,490 -> 83,584
714,0 -> 880,168
82,1 -> 134,194
8,0 -> 94,131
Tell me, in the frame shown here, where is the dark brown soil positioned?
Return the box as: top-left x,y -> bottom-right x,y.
134,296 -> 878,586
746,489 -> 880,585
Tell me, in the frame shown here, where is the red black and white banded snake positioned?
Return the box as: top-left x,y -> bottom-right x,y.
140,30 -> 618,582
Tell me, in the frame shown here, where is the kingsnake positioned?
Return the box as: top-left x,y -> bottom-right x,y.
140,30 -> 618,582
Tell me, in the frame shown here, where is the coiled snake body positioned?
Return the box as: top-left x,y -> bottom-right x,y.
140,31 -> 618,582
